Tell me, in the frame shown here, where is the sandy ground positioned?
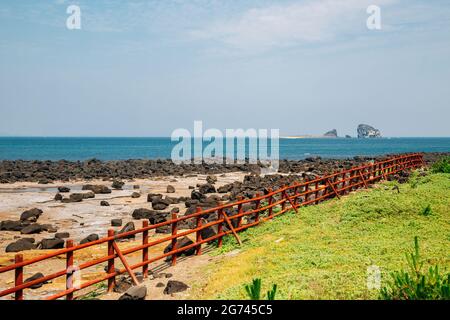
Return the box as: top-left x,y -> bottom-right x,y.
0,172 -> 248,300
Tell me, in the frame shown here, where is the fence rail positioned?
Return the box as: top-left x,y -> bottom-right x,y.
0,153 -> 424,300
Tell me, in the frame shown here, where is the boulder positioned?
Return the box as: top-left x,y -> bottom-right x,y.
166,185 -> 176,193
131,192 -> 141,198
200,222 -> 218,241
41,224 -> 58,233
199,183 -> 216,194
147,193 -> 163,203
55,232 -> 70,239
39,238 -> 65,249
80,234 -> 99,245
20,208 -> 43,222
54,193 -> 63,201
206,175 -> 217,184
58,186 -> 71,193
163,280 -> 189,295
132,208 -> 152,220
0,220 -> 25,231
115,222 -> 135,240
112,180 -> 125,190
24,272 -> 47,289
82,191 -> 95,199
163,196 -> 179,205
119,286 -> 147,300
163,236 -> 195,258
69,193 -> 84,202
191,190 -> 205,201
111,219 -> 122,227
20,223 -> 45,235
82,184 -> 112,194
113,276 -> 132,293
155,225 -> 171,234
100,200 -> 110,206
5,238 -> 37,252
151,198 -> 170,210
135,209 -> 168,225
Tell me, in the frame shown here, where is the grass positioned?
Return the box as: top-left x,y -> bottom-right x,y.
190,173 -> 450,300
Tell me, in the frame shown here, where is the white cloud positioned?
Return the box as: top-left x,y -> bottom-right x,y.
190,0 -> 397,52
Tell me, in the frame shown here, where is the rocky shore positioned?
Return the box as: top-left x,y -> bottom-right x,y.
0,152 -> 447,184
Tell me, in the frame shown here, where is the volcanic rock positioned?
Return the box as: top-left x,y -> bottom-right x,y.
80,234 -> 99,245
82,184 -> 112,194
111,219 -> 122,227
163,280 -> 189,295
24,272 -> 47,289
38,238 -> 65,249
5,238 -> 36,252
119,286 -> 147,300
112,180 -> 125,190
20,208 -> 43,222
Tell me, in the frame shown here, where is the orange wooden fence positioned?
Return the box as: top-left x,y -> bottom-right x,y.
0,153 -> 424,300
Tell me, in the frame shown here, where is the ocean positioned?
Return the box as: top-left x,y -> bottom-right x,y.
0,137 -> 449,161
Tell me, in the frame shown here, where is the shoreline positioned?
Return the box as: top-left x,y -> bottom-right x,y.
0,152 -> 448,184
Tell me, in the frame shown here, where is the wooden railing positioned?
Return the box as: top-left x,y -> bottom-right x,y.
0,153 -> 424,300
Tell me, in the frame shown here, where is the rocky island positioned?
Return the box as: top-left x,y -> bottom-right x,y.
357,124 -> 381,138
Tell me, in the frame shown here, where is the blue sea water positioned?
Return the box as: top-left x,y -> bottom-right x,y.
0,137 -> 449,161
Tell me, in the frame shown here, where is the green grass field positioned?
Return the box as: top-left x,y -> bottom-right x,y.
191,172 -> 450,299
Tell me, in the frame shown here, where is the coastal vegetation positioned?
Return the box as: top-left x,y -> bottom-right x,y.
431,156 -> 450,174
380,236 -> 449,300
191,172 -> 450,299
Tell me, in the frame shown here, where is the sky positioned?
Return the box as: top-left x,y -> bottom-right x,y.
0,0 -> 449,137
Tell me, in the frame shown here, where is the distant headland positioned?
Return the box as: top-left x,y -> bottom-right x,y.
282,124 -> 382,139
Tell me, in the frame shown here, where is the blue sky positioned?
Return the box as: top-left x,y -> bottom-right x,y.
0,0 -> 449,137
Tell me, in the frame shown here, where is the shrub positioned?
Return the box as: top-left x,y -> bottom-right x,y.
245,278 -> 262,300
380,237 -> 450,300
245,278 -> 278,300
431,157 -> 450,173
420,205 -> 432,216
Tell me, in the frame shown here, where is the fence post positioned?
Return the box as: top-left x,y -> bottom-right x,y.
217,208 -> 224,248
142,220 -> 149,278
314,180 -> 320,203
267,188 -> 274,218
171,212 -> 178,266
340,172 -> 346,193
14,254 -> 23,300
304,179 -> 310,204
236,196 -> 244,228
107,229 -> 115,292
292,185 -> 299,208
66,239 -> 74,300
281,186 -> 287,211
195,207 -> 203,256
254,193 -> 261,222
